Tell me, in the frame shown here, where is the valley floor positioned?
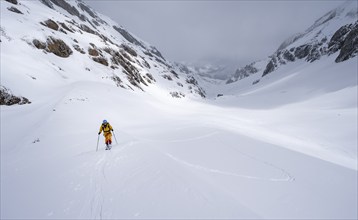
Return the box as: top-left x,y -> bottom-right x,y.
1,81 -> 357,219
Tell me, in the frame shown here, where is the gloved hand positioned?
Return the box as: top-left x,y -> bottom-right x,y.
111,129 -> 113,131
98,132 -> 100,135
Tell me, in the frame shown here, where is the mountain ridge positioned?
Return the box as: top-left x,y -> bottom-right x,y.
226,0 -> 357,84
1,0 -> 206,105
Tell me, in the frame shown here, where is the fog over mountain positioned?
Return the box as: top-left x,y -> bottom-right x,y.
85,1 -> 344,65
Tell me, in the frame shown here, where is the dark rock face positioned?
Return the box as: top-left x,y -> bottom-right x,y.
150,46 -> 166,61
141,57 -> 150,69
73,45 -> 85,54
186,76 -> 206,98
155,57 -> 171,68
146,73 -> 155,82
59,22 -> 74,33
306,45 -> 321,62
49,0 -> 86,21
78,2 -> 96,18
262,60 -> 275,77
33,39 -> 46,49
104,47 -> 147,90
88,48 -> 99,56
252,79 -> 260,85
335,23 -> 358,62
111,75 -> 126,89
162,75 -> 173,81
186,76 -> 198,85
195,88 -> 206,98
227,63 -> 259,83
283,50 -> 295,62
92,57 -> 108,66
113,26 -> 145,49
41,19 -> 59,31
39,0 -> 54,9
121,44 -> 137,57
77,2 -> 107,25
261,20 -> 358,77
143,51 -> 153,57
170,70 -> 179,79
7,6 -> 22,14
328,24 -> 352,54
5,0 -> 18,5
294,44 -> 312,59
46,37 -> 73,57
92,20 -> 99,26
0,86 -> 31,106
170,91 -> 185,98
34,37 -> 72,58
80,24 -> 97,35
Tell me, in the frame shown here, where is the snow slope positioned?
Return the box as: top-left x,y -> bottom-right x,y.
1,0 -> 357,219
0,0 -> 205,102
1,78 -> 357,219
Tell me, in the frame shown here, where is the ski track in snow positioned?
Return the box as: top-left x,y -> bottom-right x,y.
119,130 -> 295,182
118,129 -> 220,143
78,141 -> 134,219
165,153 -> 295,182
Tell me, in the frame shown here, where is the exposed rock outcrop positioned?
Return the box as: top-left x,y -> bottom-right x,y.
48,0 -> 86,21
5,0 -> 18,5
79,24 -> 97,35
41,19 -> 59,31
7,6 -> 22,14
227,63 -> 259,83
262,22 -> 358,77
113,25 -> 145,49
33,37 -> 73,58
78,2 -> 96,18
335,23 -> 358,62
46,37 -> 73,57
33,39 -> 46,49
170,91 -> 185,98
186,76 -> 206,98
92,57 -> 108,66
0,86 -> 31,105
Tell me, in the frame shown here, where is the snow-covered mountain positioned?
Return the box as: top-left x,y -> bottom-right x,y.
1,1 -> 357,219
0,0 -> 206,104
227,1 -> 357,84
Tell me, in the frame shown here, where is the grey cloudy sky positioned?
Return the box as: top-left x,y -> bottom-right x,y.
84,0 -> 344,65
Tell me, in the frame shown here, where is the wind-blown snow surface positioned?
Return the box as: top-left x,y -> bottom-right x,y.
1,55 -> 357,219
1,0 -> 357,219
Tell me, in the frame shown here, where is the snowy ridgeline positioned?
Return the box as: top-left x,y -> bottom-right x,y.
1,0 -> 357,219
226,1 -> 357,84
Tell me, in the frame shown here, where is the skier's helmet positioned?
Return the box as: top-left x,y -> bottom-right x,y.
103,120 -> 107,124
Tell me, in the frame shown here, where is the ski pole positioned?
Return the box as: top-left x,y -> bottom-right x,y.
96,134 -> 100,152
112,130 -> 118,144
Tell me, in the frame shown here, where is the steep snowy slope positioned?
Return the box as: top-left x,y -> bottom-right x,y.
0,0 -> 205,104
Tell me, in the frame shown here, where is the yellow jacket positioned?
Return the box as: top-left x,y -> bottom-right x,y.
99,122 -> 113,134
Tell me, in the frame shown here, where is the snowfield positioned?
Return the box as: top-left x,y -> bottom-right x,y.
1,0 -> 357,219
1,59 -> 357,218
